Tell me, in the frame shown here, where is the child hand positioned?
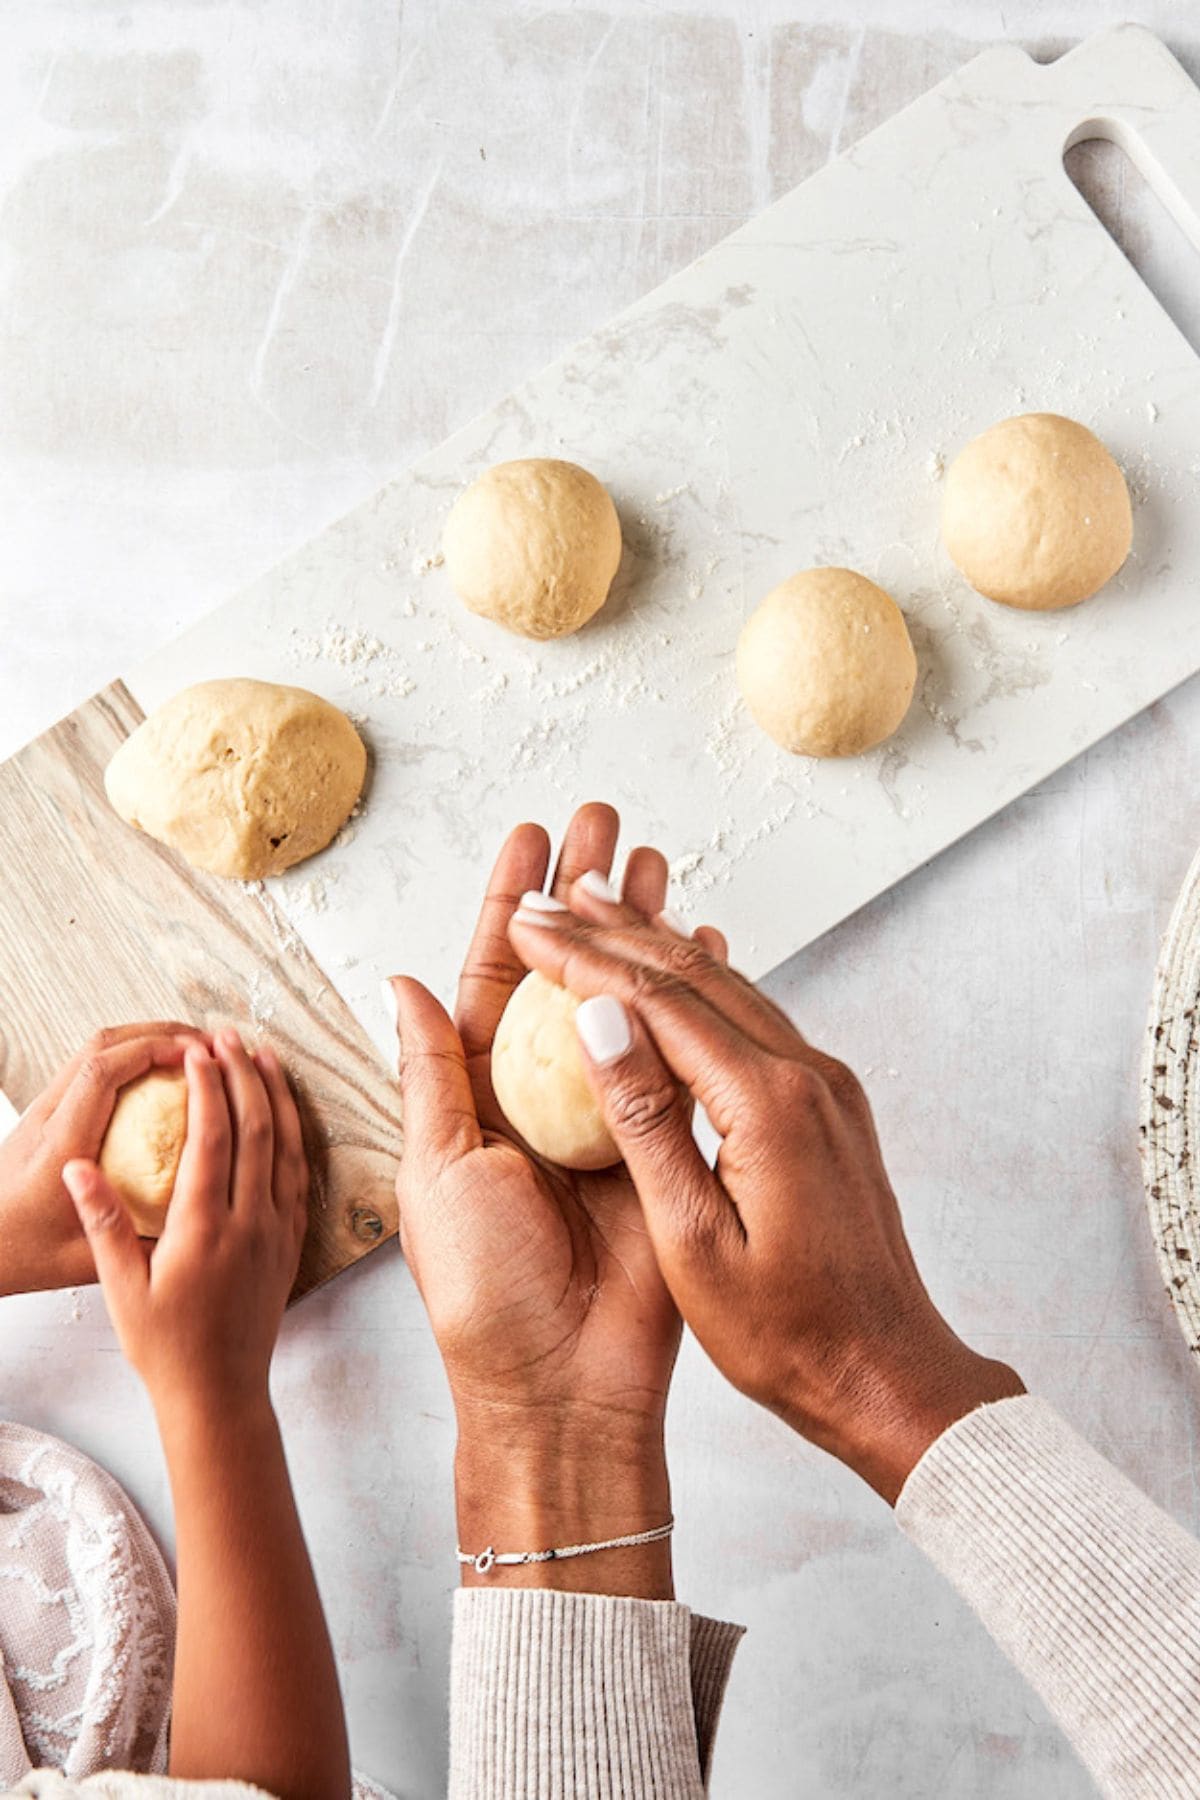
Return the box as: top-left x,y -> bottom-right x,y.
0,1023 -> 204,1297
63,1031 -> 309,1416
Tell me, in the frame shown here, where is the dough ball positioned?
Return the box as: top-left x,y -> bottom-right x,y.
491,972 -> 619,1170
442,458 -> 622,639
736,567 -> 917,758
105,678 -> 366,880
98,1069 -> 188,1238
941,412 -> 1132,610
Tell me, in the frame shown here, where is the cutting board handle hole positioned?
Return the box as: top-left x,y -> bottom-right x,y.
1064,123 -> 1200,358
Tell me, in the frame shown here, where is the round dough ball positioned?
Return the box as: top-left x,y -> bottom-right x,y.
442,458 -> 622,639
941,412 -> 1132,610
491,971 -> 619,1170
105,678 -> 366,880
736,567 -> 917,758
98,1069 -> 188,1238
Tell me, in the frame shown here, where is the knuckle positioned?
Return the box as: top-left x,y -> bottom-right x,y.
819,1056 -> 863,1108
85,1201 -> 127,1235
198,1124 -> 229,1159
775,1058 -> 822,1106
658,938 -> 714,985
606,1077 -> 679,1142
78,1054 -> 108,1092
240,1114 -> 272,1150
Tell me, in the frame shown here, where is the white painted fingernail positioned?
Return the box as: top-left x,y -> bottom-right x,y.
659,907 -> 692,938
579,869 -> 618,902
515,890 -> 569,927
576,995 -> 632,1065
380,979 -> 398,1026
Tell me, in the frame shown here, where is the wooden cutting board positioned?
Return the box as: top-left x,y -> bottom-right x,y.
0,683 -> 400,1300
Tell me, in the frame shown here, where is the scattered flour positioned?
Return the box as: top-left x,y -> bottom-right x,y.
411,549 -> 445,575
248,968 -> 277,1031
285,871 -> 338,918
288,621 -> 418,702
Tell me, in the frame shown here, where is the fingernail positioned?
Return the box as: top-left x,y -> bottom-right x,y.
219,1026 -> 243,1051
578,869 -> 617,903
515,891 -> 569,928
576,995 -> 632,1065
659,906 -> 692,938
380,979 -> 398,1027
62,1160 -> 89,1200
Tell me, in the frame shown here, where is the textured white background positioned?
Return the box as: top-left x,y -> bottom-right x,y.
3,5 -> 1200,1796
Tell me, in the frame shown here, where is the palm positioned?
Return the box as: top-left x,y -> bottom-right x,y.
451,1045 -> 680,1422
396,805 -> 726,1432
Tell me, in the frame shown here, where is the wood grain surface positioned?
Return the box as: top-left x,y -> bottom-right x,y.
0,681 -> 401,1299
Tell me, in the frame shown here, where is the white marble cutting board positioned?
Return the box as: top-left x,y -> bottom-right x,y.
123,22 -> 1200,1051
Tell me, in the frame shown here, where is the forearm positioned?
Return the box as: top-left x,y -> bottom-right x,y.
159,1395 -> 350,1800
897,1394 -> 1200,1799
0,1226 -> 87,1297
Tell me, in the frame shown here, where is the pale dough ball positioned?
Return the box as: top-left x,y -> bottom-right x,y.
941,412 -> 1132,610
491,972 -> 619,1170
442,458 -> 622,639
98,1069 -> 188,1238
105,678 -> 366,880
736,567 -> 917,758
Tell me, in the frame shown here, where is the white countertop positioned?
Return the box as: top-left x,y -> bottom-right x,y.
4,5 -> 1200,1794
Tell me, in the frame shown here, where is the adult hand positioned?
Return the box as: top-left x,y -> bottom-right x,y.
0,1022 -> 206,1298
507,893 -> 1024,1506
62,1031 -> 308,1415
386,802 -> 727,1594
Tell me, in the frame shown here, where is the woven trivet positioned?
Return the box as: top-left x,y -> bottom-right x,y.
1141,843 -> 1200,1354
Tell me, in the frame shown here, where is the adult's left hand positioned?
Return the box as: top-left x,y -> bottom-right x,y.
386,802 -> 725,1595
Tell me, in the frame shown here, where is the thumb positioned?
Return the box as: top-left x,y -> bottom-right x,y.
62,1161 -> 150,1315
574,996 -> 743,1292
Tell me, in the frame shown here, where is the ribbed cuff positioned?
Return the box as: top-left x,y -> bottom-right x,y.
897,1394 -> 1200,1799
449,1589 -> 743,1798
688,1613 -> 745,1782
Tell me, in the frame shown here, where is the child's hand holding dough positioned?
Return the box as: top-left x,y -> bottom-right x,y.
62,1033 -> 308,1410
0,1021 -> 204,1298
62,1034 -> 349,1797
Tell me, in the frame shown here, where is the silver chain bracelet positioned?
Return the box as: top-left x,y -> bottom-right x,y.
457,1517 -> 674,1577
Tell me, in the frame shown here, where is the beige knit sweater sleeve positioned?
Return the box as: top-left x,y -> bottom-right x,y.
897,1393 -> 1200,1799
448,1589 -> 744,1797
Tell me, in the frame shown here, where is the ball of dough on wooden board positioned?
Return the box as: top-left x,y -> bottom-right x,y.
442,458 -> 622,640
491,972 -> 620,1170
105,678 -> 366,880
736,567 -> 917,758
940,412 -> 1132,610
98,1069 -> 188,1238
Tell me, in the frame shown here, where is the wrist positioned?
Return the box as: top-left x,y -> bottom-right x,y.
813,1333 -> 1025,1506
454,1402 -> 673,1599
153,1382 -> 278,1460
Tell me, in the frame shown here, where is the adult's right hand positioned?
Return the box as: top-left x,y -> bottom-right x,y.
510,888 -> 1024,1504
